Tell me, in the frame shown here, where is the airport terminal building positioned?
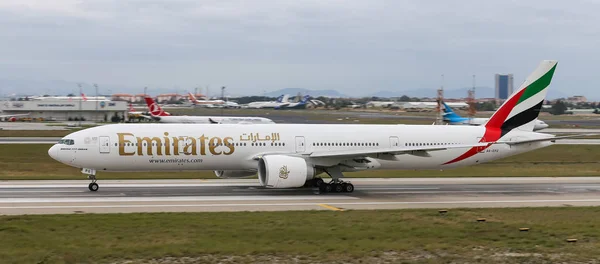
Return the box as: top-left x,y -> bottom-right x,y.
1,100 -> 128,121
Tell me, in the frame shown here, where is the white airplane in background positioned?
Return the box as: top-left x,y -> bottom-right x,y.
441,102 -> 549,130
190,93 -> 240,108
127,103 -> 147,118
144,97 -> 274,124
188,93 -> 226,108
50,61 -> 583,193
245,95 -> 290,109
0,111 -> 30,122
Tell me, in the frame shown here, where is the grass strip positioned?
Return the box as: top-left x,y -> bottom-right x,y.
1,208 -> 600,263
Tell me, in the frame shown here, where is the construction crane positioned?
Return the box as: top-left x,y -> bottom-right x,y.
435,74 -> 445,125
467,75 -> 477,123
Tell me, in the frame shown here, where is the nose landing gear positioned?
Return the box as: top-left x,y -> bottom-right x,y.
88,175 -> 99,192
82,168 -> 99,192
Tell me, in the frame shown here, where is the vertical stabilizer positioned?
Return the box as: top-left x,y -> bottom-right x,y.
484,60 -> 557,136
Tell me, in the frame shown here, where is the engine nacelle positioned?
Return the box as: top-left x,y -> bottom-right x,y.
214,170 -> 256,178
258,155 -> 315,188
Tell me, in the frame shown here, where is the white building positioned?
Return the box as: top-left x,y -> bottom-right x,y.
1,100 -> 128,121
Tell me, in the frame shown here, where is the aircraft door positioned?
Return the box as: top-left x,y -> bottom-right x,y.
178,138 -> 186,154
99,136 -> 110,153
295,136 -> 305,153
389,136 -> 399,147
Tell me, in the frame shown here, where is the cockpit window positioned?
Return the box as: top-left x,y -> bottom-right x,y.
58,139 -> 75,145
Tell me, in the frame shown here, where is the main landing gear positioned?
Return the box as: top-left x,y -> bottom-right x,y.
318,179 -> 354,193
82,168 -> 99,192
315,166 -> 355,194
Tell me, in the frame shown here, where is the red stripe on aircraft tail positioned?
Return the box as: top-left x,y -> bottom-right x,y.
443,88 -> 526,165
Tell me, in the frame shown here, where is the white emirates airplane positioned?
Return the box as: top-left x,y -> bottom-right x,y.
49,61 -> 578,193
144,97 -> 274,124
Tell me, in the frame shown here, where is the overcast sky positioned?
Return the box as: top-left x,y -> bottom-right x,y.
0,0 -> 598,97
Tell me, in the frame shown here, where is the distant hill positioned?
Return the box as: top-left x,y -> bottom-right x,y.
0,78 -> 582,101
263,88 -> 348,98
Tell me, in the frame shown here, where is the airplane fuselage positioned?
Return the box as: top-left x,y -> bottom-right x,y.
49,124 -> 551,173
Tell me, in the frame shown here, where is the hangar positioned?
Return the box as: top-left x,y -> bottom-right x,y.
0,100 -> 128,122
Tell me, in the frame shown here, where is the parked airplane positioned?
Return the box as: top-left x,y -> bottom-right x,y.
245,95 -> 289,109
187,93 -> 226,108
188,90 -> 241,108
50,60 -> 576,193
0,111 -> 30,122
127,103 -> 147,118
442,102 -> 549,130
144,97 -> 274,124
275,95 -> 311,110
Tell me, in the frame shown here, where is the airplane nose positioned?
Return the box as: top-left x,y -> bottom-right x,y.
48,145 -> 60,162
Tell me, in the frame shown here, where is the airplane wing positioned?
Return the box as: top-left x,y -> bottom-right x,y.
496,134 -> 599,145
307,142 -> 490,159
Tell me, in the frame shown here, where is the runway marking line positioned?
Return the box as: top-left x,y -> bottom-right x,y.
317,203 -> 345,211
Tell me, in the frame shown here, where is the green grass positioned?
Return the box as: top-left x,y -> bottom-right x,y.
2,208 -> 600,263
2,144 -> 600,180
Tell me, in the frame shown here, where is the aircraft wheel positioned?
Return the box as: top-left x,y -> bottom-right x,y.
343,183 -> 354,193
320,184 -> 332,193
314,178 -> 324,187
88,182 -> 99,192
334,183 -> 343,193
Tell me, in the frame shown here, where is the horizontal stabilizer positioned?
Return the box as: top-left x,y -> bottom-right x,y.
496,134 -> 599,145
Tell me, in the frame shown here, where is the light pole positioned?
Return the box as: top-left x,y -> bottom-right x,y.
94,83 -> 98,122
77,83 -> 82,126
221,86 -> 225,116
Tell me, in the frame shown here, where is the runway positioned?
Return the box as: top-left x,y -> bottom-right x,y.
2,177 -> 600,215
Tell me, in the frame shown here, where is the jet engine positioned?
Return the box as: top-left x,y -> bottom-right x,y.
258,155 -> 315,188
214,170 -> 256,178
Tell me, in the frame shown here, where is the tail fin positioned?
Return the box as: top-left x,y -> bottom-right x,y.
81,93 -> 88,101
275,95 -> 284,103
144,97 -> 169,116
300,95 -> 311,103
188,93 -> 198,105
485,60 -> 557,136
441,102 -> 462,120
129,103 -> 135,112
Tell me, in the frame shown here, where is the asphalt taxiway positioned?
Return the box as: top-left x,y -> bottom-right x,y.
2,177 -> 600,215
